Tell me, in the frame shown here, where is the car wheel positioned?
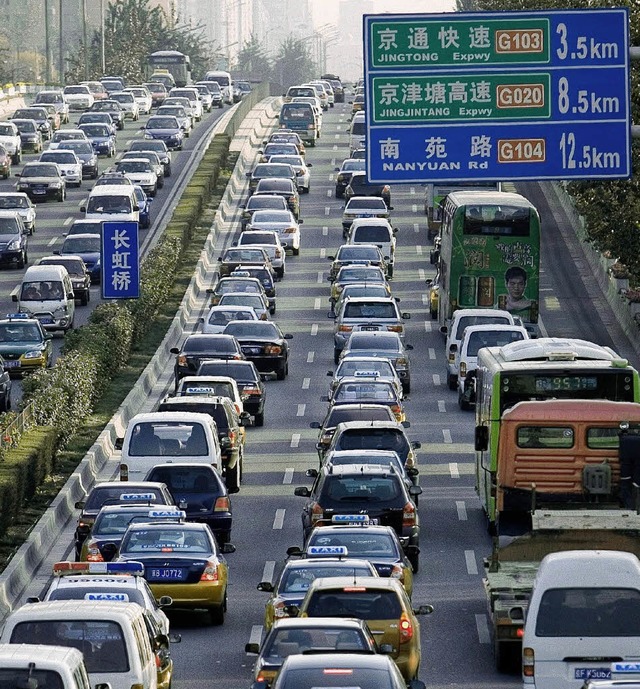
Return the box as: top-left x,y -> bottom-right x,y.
225,462 -> 240,492
276,363 -> 287,381
209,598 -> 225,625
402,380 -> 411,395
408,550 -> 419,574
447,373 -> 457,391
80,291 -> 89,306
254,410 -> 265,427
292,246 -> 300,256
334,349 -> 341,365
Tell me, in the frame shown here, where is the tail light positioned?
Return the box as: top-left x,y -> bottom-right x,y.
243,385 -> 261,395
177,354 -> 187,366
459,362 -> 467,377
403,501 -> 416,527
387,325 -> 403,333
390,563 -> 404,580
391,404 -> 403,420
228,430 -> 237,446
399,612 -> 414,643
284,227 -> 297,233
382,185 -> 391,193
200,561 -> 220,582
86,542 -> 104,562
310,502 -> 324,525
338,325 -> 352,333
232,354 -> 242,360
273,600 -> 288,618
523,647 -> 534,677
214,496 -> 230,512
264,344 -> 282,355
119,464 -> 129,481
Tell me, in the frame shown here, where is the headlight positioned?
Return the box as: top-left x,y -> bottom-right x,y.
24,349 -> 45,359
144,133 -> 153,139
7,239 -> 21,250
50,182 -> 62,188
54,305 -> 68,316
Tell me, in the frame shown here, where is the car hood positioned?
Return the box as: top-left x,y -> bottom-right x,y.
19,176 -> 60,184
0,342 -> 44,355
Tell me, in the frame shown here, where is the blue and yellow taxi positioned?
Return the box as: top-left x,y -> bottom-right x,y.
0,313 -> 52,376
257,545 -> 378,630
80,505 -> 184,562
117,521 -> 235,624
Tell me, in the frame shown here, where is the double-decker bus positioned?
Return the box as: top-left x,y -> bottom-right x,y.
146,51 -> 191,87
474,337 -> 640,530
424,180 -> 501,240
435,190 -> 540,336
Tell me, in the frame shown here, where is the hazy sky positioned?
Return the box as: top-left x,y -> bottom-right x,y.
312,0 -> 457,26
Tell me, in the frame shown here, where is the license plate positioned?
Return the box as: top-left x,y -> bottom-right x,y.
574,669 -> 611,680
244,347 -> 262,355
148,567 -> 186,581
361,326 -> 380,331
33,189 -> 46,195
4,360 -> 19,368
37,316 -> 53,325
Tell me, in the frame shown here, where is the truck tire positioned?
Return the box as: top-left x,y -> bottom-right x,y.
494,638 -> 518,673
447,373 -> 457,390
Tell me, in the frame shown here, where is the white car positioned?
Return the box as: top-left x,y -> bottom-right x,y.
164,96 -> 197,123
110,91 -> 140,120
194,85 -> 213,112
169,87 -> 203,121
38,150 -> 83,187
47,129 -> 88,150
237,230 -> 286,278
176,374 -> 245,414
342,196 -> 392,237
0,192 -> 36,234
34,89 -> 70,123
124,86 -> 153,115
115,158 -> 158,196
0,121 -> 22,163
201,305 -> 258,334
157,104 -> 192,136
247,209 -> 302,255
347,217 -> 397,276
63,84 -> 94,110
268,154 -> 312,193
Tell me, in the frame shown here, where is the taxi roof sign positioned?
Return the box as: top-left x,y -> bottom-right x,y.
84,592 -> 130,602
332,514 -> 368,523
307,545 -> 349,557
149,509 -> 186,519
120,493 -> 156,501
53,561 -> 145,576
5,313 -> 30,319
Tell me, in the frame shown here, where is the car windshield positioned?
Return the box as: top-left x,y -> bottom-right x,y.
251,211 -> 292,223
353,226 -> 391,243
0,322 -> 41,341
14,121 -> 37,133
128,420 -> 209,457
247,197 -> 286,211
40,152 -> 77,164
182,336 -> 237,354
86,196 -> 132,213
63,237 -> 100,253
60,142 -> 93,154
346,198 -> 387,210
22,165 -> 58,177
81,125 -> 109,137
0,196 -> 28,209
337,360 -> 395,378
148,117 -> 178,128
121,527 -> 212,554
224,322 -> 279,338
118,161 -> 151,173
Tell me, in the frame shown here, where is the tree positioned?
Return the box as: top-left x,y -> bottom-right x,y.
233,34 -> 271,82
273,36 -> 315,90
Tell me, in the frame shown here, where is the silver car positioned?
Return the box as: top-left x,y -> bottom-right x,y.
247,209 -> 302,255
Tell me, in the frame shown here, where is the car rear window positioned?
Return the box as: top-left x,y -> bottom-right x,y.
183,336 -> 237,354
352,226 -> 391,243
197,361 -> 259,382
454,315 -> 510,339
84,486 -> 167,510
336,430 -> 408,457
306,589 -> 402,619
343,302 -> 397,319
325,407 -> 394,427
465,329 -> 525,356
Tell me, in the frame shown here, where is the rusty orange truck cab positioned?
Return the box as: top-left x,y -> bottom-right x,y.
495,399 -> 640,532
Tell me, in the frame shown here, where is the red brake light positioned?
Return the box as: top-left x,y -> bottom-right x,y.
200,561 -> 220,582
403,502 -> 416,527
214,496 -> 230,512
399,612 -> 414,643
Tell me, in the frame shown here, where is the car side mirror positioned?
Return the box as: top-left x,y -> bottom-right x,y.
114,437 -> 124,450
286,545 -> 303,557
170,347 -> 180,354
294,486 -> 311,497
439,325 -> 447,335
402,313 -> 410,319
405,344 -> 414,351
475,425 -> 489,452
26,596 -> 41,604
245,642 -> 260,654
409,485 -> 422,497
257,581 -> 274,592
283,604 -> 299,617
414,604 -> 434,615
309,421 -> 321,429
74,500 -> 86,509
284,333 -> 293,339
401,421 -> 411,428
411,441 -> 421,450
298,219 -> 304,224
306,468 -> 318,478
220,542 -> 236,554
11,294 -> 17,302
169,632 -> 182,644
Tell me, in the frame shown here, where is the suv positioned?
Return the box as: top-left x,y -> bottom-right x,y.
0,211 -> 28,268
156,395 -> 249,492
294,464 -> 421,563
347,218 -> 397,276
170,334 -> 245,390
333,297 -> 409,360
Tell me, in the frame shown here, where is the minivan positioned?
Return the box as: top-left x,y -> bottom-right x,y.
14,264 -> 75,331
81,184 -> 140,223
347,218 -> 397,276
0,644 -> 96,689
204,70 -> 233,104
349,111 -> 366,154
523,550 -> 640,689
278,102 -> 317,146
0,600 -> 157,689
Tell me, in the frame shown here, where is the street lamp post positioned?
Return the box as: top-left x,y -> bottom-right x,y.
82,0 -> 89,80
44,0 -> 51,84
101,0 -> 106,74
58,0 -> 63,83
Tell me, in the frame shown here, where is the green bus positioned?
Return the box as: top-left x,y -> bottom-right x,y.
474,337 -> 640,530
435,190 -> 540,337
146,51 -> 191,87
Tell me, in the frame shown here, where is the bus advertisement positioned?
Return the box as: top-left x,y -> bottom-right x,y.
474,338 -> 640,532
146,51 -> 191,87
436,190 -> 540,336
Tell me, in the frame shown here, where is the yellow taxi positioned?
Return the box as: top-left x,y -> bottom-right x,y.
295,576 -> 433,681
351,93 -> 365,115
117,521 -> 235,624
256,547 -> 377,630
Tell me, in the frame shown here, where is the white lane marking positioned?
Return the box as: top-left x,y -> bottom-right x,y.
310,324 -> 318,336
413,223 -> 420,233
449,462 -> 460,478
331,158 -> 336,166
432,373 -> 441,385
307,351 -> 315,363
273,509 -> 286,529
322,226 -> 328,236
63,216 -> 73,226
410,187 -> 416,195
443,429 -> 453,444
248,624 -> 263,651
291,434 -> 301,448
424,321 -> 432,332
328,174 -> 334,182
314,298 -> 321,310
317,271 -> 324,284
428,348 -> 436,360
320,248 -> 326,258
422,294 -> 428,305
302,377 -> 310,389
465,550 -> 478,575
261,561 -> 275,583
324,206 -> 330,216
283,468 -> 294,485
125,139 -> 134,147
296,404 -> 306,417
412,204 -> 418,213
418,268 -> 425,280
456,501 -> 468,521
437,400 -> 446,413
475,614 -> 491,644
332,144 -> 338,150
326,189 -> 332,197
416,245 -> 423,256
47,237 -> 57,247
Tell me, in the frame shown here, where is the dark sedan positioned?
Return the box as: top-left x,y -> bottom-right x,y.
222,320 -> 292,380
334,158 -> 366,198
141,115 -> 184,150
253,178 -> 300,219
170,334 -> 245,391
57,140 -> 99,179
11,119 -> 43,153
11,107 -> 52,140
88,99 -> 126,129
15,162 -> 66,202
345,171 -> 392,207
217,246 -> 274,278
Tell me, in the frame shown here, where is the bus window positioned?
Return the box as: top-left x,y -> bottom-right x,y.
517,426 -> 574,449
463,205 -> 531,236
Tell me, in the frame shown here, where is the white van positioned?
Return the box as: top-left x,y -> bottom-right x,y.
0,644 -> 99,689
455,324 -> 529,408
441,308 -> 520,389
14,264 -> 76,331
81,185 -> 139,223
347,217 -> 397,276
117,411 -> 222,481
204,70 -> 233,104
349,111 -> 366,154
0,601 -> 157,689
523,550 -> 640,689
